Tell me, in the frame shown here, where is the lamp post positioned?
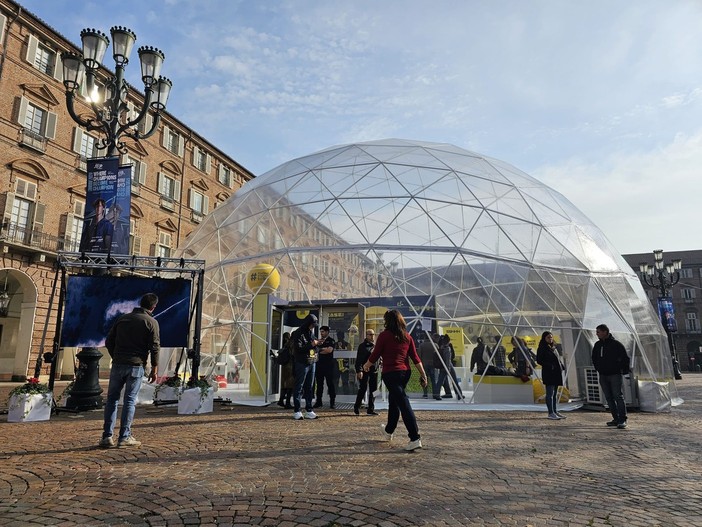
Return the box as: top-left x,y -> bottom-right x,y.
61,26 -> 172,157
58,27 -> 173,409
639,249 -> 683,380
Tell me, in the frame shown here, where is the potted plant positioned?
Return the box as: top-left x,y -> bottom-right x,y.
154,374 -> 183,403
7,377 -> 52,422
177,376 -> 214,415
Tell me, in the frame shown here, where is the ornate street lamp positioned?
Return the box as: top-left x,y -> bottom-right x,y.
639,250 -> 683,380
61,26 -> 172,157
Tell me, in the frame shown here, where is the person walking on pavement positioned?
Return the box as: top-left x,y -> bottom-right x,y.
291,314 -> 321,420
354,328 -> 378,415
418,332 -> 438,398
591,324 -> 630,429
536,331 -> 566,420
363,310 -> 429,451
313,325 -> 337,409
100,293 -> 160,448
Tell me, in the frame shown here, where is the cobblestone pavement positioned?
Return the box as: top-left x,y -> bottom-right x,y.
1,375 -> 701,527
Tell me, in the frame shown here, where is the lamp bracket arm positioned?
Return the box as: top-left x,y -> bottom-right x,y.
123,112 -> 162,143
123,88 -> 154,129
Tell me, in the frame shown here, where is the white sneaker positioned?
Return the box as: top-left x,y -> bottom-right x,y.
406,439 -> 423,451
380,424 -> 393,441
304,411 -> 318,419
293,411 -> 303,420
547,413 -> 561,420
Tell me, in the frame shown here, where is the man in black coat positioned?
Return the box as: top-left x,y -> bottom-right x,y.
291,314 -> 321,420
591,324 -> 630,429
313,325 -> 336,408
353,329 -> 378,415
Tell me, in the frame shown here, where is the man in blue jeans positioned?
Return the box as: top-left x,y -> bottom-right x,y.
100,293 -> 160,448
591,323 -> 630,429
291,314 -> 320,420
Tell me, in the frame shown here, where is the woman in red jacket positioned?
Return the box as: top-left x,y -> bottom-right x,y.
363,310 -> 429,451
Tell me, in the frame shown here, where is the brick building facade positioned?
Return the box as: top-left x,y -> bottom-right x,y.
0,0 -> 253,381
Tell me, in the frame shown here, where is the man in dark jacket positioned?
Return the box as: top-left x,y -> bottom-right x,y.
100,293 -> 160,448
354,328 -> 378,415
313,325 -> 336,409
591,324 -> 630,429
291,314 -> 320,420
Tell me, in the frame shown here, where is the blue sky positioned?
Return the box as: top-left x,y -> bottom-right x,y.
17,0 -> 702,254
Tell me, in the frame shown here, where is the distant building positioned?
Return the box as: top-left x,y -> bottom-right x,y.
0,0 -> 253,380
622,250 -> 702,372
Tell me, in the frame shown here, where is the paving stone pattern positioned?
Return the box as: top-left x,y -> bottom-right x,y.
1,377 -> 702,527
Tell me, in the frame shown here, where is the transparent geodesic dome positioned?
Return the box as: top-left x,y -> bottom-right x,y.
178,139 -> 678,409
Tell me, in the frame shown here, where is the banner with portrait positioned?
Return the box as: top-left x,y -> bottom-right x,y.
657,296 -> 677,333
79,157 -> 131,254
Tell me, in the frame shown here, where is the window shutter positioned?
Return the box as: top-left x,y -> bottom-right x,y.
32,202 -> 46,231
73,200 -> 85,216
205,153 -> 211,174
150,243 -> 156,256
0,13 -> 7,44
63,213 -> 74,238
130,236 -> 142,255
157,172 -> 164,194
161,125 -> 170,148
174,180 -> 181,201
2,192 -> 15,226
192,145 -> 199,167
188,188 -> 194,208
138,162 -> 147,185
203,196 -> 209,215
16,96 -> 27,126
177,135 -> 184,157
72,127 -> 83,153
45,111 -> 57,139
26,35 -> 38,65
138,113 -> 152,134
53,51 -> 63,81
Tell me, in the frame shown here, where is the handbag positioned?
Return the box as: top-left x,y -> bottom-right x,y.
306,348 -> 318,365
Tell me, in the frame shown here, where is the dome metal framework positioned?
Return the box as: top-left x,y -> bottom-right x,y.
179,139 -> 677,408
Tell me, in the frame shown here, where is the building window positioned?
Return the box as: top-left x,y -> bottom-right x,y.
24,103 -> 46,135
196,149 -> 207,172
34,43 -> 56,76
157,231 -> 172,257
189,189 -> 209,214
686,313 -> 700,333
26,35 -> 60,79
680,268 -> 692,279
64,200 -> 85,252
79,133 -> 98,159
159,173 -> 177,200
17,97 -> 57,145
682,288 -> 696,301
219,165 -> 232,187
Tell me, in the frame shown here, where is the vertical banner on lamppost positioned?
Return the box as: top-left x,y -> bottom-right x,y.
79,157 -> 131,254
657,296 -> 678,333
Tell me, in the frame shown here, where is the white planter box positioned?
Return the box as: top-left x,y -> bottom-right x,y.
155,385 -> 180,403
178,387 -> 214,415
7,393 -> 53,422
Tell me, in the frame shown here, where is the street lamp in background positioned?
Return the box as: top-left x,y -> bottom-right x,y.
61,26 -> 172,157
57,26 -> 173,409
639,250 -> 683,380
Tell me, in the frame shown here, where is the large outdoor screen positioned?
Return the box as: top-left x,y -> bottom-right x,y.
61,275 -> 192,348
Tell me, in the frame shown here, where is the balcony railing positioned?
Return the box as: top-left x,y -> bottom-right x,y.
18,128 -> 47,153
1,221 -> 72,253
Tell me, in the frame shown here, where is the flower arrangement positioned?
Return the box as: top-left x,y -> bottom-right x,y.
8,377 -> 52,420
185,376 -> 213,400
154,374 -> 183,399
9,377 -> 51,398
